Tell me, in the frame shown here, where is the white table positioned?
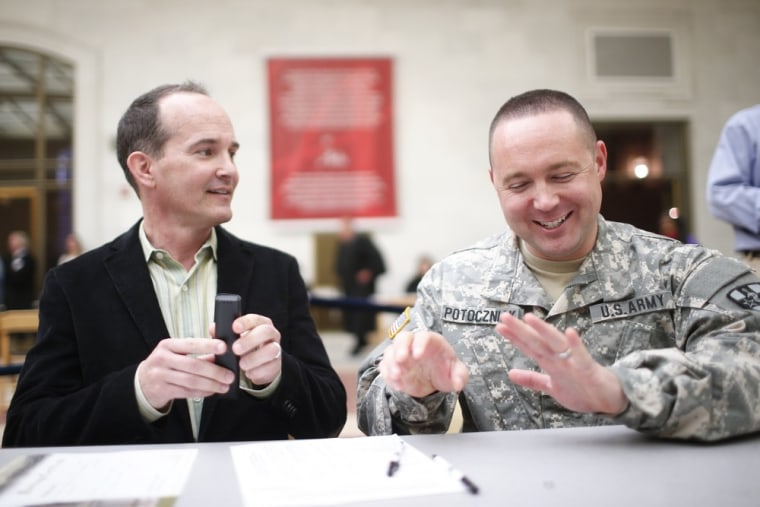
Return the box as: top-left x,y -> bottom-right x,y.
1,425 -> 758,506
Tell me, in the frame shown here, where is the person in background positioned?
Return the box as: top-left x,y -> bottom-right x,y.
657,211 -> 680,240
357,89 -> 760,442
3,230 -> 37,309
657,211 -> 698,244
404,255 -> 433,294
57,233 -> 84,265
0,253 -> 4,309
3,81 -> 346,447
706,104 -> 760,271
335,216 -> 386,356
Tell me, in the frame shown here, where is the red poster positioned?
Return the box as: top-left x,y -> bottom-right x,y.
268,57 -> 396,219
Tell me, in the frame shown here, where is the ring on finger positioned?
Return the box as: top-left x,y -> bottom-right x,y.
273,342 -> 282,360
556,347 -> 572,360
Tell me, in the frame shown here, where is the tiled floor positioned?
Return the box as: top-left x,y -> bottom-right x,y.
0,375 -> 15,439
322,330 -> 368,437
0,330 -> 367,442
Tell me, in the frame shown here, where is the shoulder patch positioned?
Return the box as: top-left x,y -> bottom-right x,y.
727,283 -> 760,310
387,307 -> 411,339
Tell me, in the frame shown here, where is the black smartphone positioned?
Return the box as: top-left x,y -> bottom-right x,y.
214,293 -> 241,399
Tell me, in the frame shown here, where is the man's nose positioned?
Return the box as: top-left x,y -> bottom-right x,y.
217,154 -> 237,178
532,183 -> 559,210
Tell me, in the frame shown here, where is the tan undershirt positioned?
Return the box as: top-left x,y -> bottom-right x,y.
518,240 -> 585,302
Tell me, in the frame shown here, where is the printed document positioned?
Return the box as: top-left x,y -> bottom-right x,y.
230,434 -> 466,506
0,448 -> 197,507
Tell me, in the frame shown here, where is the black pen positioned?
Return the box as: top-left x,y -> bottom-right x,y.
387,440 -> 405,477
432,454 -> 479,495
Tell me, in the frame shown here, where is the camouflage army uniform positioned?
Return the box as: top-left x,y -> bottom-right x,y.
357,217 -> 760,441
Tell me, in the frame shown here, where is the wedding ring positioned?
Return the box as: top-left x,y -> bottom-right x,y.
556,347 -> 572,360
273,342 -> 282,360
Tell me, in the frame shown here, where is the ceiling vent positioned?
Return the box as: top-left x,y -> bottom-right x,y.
590,30 -> 675,80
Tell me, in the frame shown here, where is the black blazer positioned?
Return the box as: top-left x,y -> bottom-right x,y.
2,222 -> 346,446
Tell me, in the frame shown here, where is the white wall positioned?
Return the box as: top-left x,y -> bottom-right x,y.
1,0 -> 759,295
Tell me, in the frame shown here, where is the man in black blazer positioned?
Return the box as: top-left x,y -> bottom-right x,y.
2,82 -> 346,446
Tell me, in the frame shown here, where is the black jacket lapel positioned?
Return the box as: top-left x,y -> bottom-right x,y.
104,221 -> 170,350
215,226 -> 256,298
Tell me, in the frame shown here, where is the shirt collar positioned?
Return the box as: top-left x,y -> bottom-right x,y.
138,221 -> 218,263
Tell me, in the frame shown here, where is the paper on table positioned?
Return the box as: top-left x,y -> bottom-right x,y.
0,448 -> 197,507
229,434 -> 466,506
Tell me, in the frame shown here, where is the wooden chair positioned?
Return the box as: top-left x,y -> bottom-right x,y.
0,309 -> 39,365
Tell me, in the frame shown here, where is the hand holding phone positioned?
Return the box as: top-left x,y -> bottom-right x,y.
214,293 -> 241,399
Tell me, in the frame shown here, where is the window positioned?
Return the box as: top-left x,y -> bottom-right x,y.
0,46 -> 74,292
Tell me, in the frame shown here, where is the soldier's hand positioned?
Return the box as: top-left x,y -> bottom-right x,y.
378,331 -> 469,398
496,312 -> 628,415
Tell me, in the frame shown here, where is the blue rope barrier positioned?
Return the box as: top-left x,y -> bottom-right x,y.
0,364 -> 22,376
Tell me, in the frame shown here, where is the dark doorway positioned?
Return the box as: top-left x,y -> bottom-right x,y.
594,121 -> 691,239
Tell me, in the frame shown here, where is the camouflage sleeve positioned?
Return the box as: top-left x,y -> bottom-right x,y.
356,274 -> 459,437
356,340 -> 458,436
610,256 -> 760,441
